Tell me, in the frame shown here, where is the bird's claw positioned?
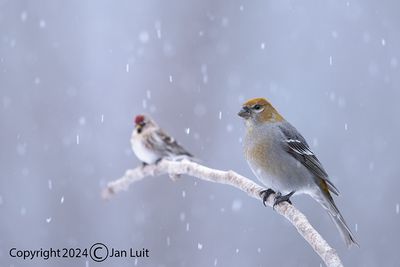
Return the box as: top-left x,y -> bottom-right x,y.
259,189 -> 275,207
273,191 -> 295,210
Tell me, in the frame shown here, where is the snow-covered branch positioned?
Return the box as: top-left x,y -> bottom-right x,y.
102,159 -> 343,267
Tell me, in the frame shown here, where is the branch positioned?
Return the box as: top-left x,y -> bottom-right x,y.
102,159 -> 343,267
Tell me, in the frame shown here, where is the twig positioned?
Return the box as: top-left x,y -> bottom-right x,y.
102,159 -> 343,267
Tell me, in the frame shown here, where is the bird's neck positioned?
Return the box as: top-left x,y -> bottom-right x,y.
259,111 -> 284,123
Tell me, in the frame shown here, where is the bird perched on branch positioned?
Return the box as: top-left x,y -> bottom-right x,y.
238,97 -> 358,248
131,114 -> 193,165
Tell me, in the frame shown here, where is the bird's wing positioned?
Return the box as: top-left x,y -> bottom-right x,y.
278,122 -> 339,196
149,128 -> 193,158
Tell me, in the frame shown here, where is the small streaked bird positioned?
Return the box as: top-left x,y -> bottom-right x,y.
238,97 -> 358,248
131,114 -> 193,165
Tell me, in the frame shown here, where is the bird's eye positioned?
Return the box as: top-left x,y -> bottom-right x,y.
253,104 -> 262,110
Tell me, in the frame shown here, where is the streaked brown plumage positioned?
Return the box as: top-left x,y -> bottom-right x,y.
131,115 -> 192,164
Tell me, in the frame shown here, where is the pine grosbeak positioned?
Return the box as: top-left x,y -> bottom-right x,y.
238,97 -> 358,248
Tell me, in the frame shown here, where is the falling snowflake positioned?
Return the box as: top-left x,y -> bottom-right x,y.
221,17 -> 229,27
390,57 -> 398,68
312,138 -> 319,147
231,199 -> 242,212
20,207 -> 27,216
16,143 -> 26,156
154,20 -> 162,39
20,11 -> 28,22
368,162 -> 375,171
138,31 -> 149,43
39,19 -> 46,28
79,117 -> 86,125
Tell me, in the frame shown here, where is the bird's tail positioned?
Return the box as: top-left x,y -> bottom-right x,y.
313,186 -> 359,248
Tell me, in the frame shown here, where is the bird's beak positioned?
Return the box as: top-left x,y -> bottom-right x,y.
238,106 -> 251,118
135,122 -> 145,129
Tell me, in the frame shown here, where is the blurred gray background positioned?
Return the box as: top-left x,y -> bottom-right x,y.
1,0 -> 399,266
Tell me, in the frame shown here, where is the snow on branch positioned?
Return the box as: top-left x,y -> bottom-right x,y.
102,159 -> 343,267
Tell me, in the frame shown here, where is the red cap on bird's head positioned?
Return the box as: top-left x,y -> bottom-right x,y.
134,115 -> 145,125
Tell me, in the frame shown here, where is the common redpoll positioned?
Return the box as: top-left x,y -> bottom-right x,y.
131,115 -> 193,165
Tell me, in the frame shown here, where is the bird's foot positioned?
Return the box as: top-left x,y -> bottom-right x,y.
141,162 -> 148,168
273,191 -> 295,210
259,189 -> 275,207
155,158 -> 163,165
